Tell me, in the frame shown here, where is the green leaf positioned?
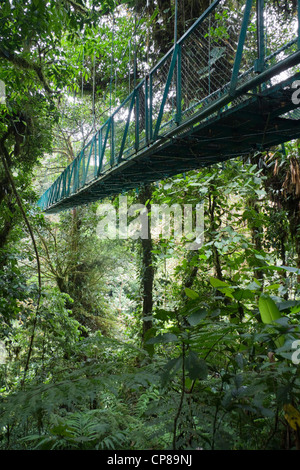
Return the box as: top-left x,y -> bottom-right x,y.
153,308 -> 175,321
258,294 -> 285,348
290,304 -> 300,314
247,279 -> 262,290
185,351 -> 208,380
259,265 -> 300,275
258,294 -> 281,324
187,309 -> 208,326
265,283 -> 281,291
146,332 -> 178,345
277,300 -> 300,311
161,356 -> 183,386
184,288 -> 199,300
209,277 -> 234,299
232,288 -> 254,301
209,277 -> 229,288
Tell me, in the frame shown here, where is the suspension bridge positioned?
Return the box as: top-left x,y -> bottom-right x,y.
38,0 -> 300,213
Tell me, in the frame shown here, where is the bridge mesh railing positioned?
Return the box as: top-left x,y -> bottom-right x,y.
180,1 -> 243,123
38,0 -> 299,211
151,51 -> 177,137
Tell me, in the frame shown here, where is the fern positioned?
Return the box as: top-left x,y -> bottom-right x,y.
97,432 -> 127,450
135,385 -> 161,418
21,410 -> 128,450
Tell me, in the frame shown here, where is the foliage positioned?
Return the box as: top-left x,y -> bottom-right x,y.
1,272 -> 299,450
0,0 -> 299,453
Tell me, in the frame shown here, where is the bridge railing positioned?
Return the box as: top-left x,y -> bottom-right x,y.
38,0 -> 299,212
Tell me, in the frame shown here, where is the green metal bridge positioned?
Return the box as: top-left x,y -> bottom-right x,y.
38,0 -> 300,213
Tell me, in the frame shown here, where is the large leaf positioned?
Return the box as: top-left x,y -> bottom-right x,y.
258,294 -> 281,324
161,356 -> 183,387
258,294 -> 284,348
185,351 -> 208,381
184,288 -> 199,300
187,309 -> 208,326
209,277 -> 234,299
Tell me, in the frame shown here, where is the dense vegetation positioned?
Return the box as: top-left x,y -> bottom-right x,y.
0,0 -> 300,451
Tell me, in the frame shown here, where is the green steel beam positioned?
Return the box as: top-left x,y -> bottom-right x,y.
175,44 -> 182,125
298,0 -> 300,49
99,120 -> 111,175
118,91 -> 136,163
110,117 -> 115,166
135,89 -> 139,150
229,0 -> 253,96
83,137 -> 94,185
145,76 -> 150,144
94,132 -> 98,178
254,0 -> 265,73
97,129 -> 102,176
153,44 -> 178,140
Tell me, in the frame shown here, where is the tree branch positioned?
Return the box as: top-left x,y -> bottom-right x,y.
0,142 -> 42,387
0,48 -> 54,95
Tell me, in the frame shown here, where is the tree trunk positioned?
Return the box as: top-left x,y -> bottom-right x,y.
208,191 -> 223,281
138,184 -> 154,350
247,198 -> 264,285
